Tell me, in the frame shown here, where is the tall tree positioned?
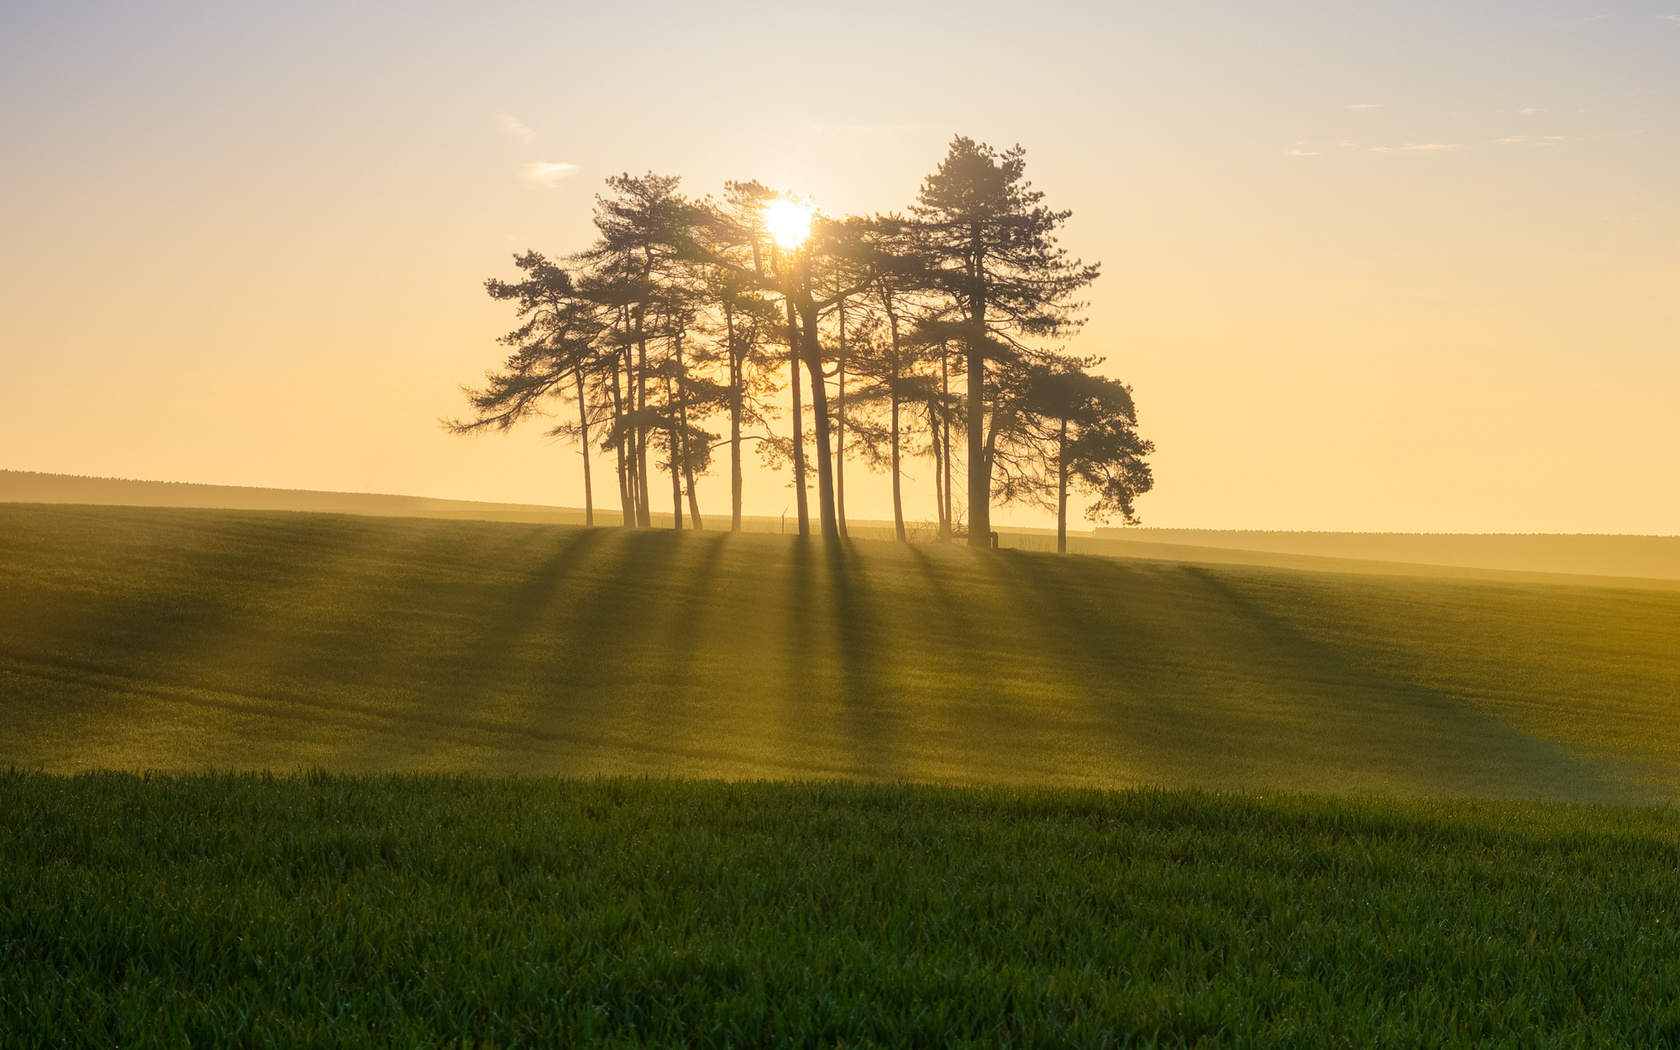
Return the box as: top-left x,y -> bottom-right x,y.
698,182 -> 815,534
695,185 -> 788,531
445,251 -> 602,525
995,357 -> 1154,553
577,172 -> 698,529
913,137 -> 1099,548
785,215 -> 843,539
834,214 -> 940,542
694,189 -> 874,540
790,214 -> 892,540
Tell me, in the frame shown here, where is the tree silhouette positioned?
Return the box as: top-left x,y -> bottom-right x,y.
445,252 -> 603,526
697,182 -> 803,533
451,140 -> 1145,548
996,358 -> 1154,553
913,137 -> 1100,547
576,173 -> 699,529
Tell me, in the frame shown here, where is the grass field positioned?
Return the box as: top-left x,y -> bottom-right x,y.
7,504 -> 1680,1045
3,504 -> 1679,801
1089,528 -> 1680,581
16,469 -> 1680,580
6,773 -> 1680,1047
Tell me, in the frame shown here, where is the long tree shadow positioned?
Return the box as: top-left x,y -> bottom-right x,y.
904,545 -> 1082,709
15,509 -> 399,698
239,520 -> 569,700
823,539 -> 900,778
222,522 -> 613,772
431,526 -> 609,711
530,529 -> 686,699
1179,566 -> 1650,798
986,550 -> 1636,799
902,546 -> 998,675
783,535 -> 822,699
640,530 -> 731,718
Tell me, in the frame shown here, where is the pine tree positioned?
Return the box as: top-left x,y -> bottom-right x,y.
445,252 -> 603,525
995,357 -> 1154,553
913,137 -> 1099,547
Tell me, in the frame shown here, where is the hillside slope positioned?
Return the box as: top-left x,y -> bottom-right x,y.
1091,527 -> 1680,580
3,505 -> 1678,801
13,469 -> 1680,582
0,469 -> 592,524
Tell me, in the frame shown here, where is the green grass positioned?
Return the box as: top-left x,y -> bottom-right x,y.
7,506 -> 1680,1044
4,504 -> 1680,800
5,773 -> 1680,1047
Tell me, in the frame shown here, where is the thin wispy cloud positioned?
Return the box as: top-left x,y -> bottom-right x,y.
1496,135 -> 1564,145
1521,107 -> 1545,116
1664,13 -> 1680,23
498,115 -> 536,146
1286,140 -> 1360,154
1347,103 -> 1384,109
1368,143 -> 1456,153
524,162 -> 579,187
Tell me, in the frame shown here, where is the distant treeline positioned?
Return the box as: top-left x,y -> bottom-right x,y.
449,137 -> 1152,553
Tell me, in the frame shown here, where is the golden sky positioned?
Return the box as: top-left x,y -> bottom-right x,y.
2,1 -> 1676,532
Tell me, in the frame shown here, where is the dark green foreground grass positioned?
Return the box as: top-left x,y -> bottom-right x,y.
5,774 -> 1680,1047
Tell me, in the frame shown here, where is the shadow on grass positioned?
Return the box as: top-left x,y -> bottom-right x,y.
987,550 -> 1639,800
825,540 -> 898,777
438,527 -> 607,707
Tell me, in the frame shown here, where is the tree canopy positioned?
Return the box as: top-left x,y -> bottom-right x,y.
448,137 -> 1150,550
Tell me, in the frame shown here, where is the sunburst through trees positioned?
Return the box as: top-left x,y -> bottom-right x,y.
447,137 -> 1153,546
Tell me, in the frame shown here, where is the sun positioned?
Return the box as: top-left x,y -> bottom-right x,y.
764,198 -> 813,250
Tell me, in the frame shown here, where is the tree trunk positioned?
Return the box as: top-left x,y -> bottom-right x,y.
835,299 -> 848,539
798,296 -> 840,540
1057,417 -> 1069,554
675,337 -> 702,531
685,469 -> 703,529
787,297 -> 809,536
930,404 -> 945,535
635,319 -> 652,529
610,350 -> 633,528
966,229 -> 990,548
940,347 -> 953,541
575,370 -> 594,527
725,301 -> 743,532
881,291 -> 906,542
667,375 -> 683,530
891,385 -> 904,542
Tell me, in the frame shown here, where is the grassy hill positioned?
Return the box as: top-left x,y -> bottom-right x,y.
0,468 -> 594,524
9,503 -> 1680,1044
1092,526 -> 1680,581
13,468 -> 1680,581
4,503 -> 1678,802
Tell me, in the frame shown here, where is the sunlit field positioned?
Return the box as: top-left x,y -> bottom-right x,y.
6,775 -> 1680,1046
8,504 -> 1680,1044
5,503 -> 1680,801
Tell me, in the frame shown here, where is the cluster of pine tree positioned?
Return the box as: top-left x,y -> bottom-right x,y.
449,137 -> 1153,553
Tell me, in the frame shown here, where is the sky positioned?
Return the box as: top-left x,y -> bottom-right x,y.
1,0 -> 1676,533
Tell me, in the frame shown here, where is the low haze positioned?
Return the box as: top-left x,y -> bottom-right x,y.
3,0 -> 1676,532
